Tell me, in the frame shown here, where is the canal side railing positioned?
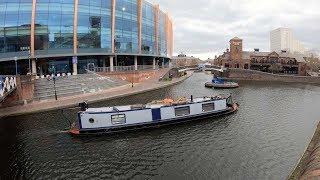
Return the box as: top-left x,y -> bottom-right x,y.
0,75 -> 17,102
93,65 -> 162,73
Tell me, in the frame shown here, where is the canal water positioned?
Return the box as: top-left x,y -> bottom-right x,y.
1,72 -> 320,179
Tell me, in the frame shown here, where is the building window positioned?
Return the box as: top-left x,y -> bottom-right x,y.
158,11 -> 167,56
111,114 -> 126,125
35,0 -> 74,52
202,103 -> 214,112
244,64 -> 249,69
78,0 -> 112,52
1,0 -> 32,53
115,0 -> 139,54
141,1 -> 155,55
175,106 -> 190,117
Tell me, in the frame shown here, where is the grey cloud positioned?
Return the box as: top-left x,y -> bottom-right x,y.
149,0 -> 320,59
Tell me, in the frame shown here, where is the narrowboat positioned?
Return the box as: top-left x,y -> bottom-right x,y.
68,95 -> 239,136
205,77 -> 239,89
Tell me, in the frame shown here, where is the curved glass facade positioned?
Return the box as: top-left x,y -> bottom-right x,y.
35,0 -> 74,55
158,11 -> 167,56
0,0 -> 32,54
78,0 -> 112,53
115,0 -> 138,54
0,0 -> 173,61
141,1 -> 155,55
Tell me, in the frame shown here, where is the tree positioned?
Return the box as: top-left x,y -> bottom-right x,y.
268,63 -> 283,74
306,55 -> 320,72
190,59 -> 199,67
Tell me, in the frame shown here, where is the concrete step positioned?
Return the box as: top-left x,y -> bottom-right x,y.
34,90 -> 85,101
35,83 -> 82,91
33,73 -> 127,100
34,86 -> 83,96
34,88 -> 83,97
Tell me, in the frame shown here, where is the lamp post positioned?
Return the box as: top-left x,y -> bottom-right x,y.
28,50 -> 31,72
14,57 -> 18,75
53,75 -> 58,101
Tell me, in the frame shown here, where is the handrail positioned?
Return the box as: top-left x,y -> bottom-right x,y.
94,65 -> 161,73
0,75 -> 17,102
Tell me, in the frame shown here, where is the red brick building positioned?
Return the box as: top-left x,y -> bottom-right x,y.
215,37 -> 307,75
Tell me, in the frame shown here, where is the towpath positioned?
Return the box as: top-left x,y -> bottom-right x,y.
0,72 -> 193,118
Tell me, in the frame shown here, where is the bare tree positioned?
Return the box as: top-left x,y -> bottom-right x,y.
306,55 -> 320,72
269,63 -> 283,74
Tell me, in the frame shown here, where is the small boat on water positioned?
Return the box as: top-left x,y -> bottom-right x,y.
68,95 -> 239,136
205,77 -> 239,89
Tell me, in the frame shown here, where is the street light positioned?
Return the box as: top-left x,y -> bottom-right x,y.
53,76 -> 58,101
28,50 -> 31,72
14,57 -> 18,75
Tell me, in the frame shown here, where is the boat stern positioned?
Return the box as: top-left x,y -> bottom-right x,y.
68,128 -> 80,136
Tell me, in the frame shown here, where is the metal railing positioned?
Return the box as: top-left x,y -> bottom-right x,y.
94,65 -> 162,73
0,75 -> 17,102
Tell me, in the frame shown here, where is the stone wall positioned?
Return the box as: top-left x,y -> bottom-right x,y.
0,76 -> 34,108
18,76 -> 35,101
225,68 -> 320,84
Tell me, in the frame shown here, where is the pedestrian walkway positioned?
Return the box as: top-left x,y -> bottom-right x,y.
0,72 -> 192,118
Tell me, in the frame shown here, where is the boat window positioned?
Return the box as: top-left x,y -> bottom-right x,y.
111,114 -> 126,125
202,103 -> 215,112
175,106 -> 190,117
89,118 -> 95,124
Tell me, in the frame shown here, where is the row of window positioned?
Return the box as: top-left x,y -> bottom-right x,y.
89,103 -> 216,125
251,58 -> 298,65
175,103 -> 215,117
0,0 -> 170,56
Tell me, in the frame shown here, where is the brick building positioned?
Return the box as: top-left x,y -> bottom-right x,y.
215,37 -> 307,76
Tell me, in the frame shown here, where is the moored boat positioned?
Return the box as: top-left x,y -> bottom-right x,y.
68,95 -> 239,136
205,77 -> 239,89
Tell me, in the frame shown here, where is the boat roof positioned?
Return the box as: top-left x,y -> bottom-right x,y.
84,96 -> 229,113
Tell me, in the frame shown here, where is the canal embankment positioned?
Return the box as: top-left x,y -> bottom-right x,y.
0,72 -> 193,118
288,121 -> 320,180
224,69 -> 320,85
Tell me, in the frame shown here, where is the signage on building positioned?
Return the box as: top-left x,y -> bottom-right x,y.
72,56 -> 78,64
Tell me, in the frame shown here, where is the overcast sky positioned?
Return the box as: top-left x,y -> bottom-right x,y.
149,0 -> 320,60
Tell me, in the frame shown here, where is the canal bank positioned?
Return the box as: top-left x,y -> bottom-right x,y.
288,121 -> 320,179
0,72 -> 193,118
223,69 -> 320,85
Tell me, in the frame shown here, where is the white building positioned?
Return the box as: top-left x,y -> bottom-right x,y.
270,28 -> 306,54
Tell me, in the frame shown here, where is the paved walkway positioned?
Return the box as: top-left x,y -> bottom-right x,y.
0,73 -> 192,118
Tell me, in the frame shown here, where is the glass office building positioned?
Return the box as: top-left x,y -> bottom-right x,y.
0,0 -> 173,75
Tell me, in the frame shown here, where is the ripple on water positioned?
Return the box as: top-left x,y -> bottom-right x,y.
1,73 -> 320,179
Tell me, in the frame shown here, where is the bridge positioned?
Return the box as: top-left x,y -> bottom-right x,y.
0,76 -> 17,102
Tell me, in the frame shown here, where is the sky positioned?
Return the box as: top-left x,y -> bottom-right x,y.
148,0 -> 320,60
